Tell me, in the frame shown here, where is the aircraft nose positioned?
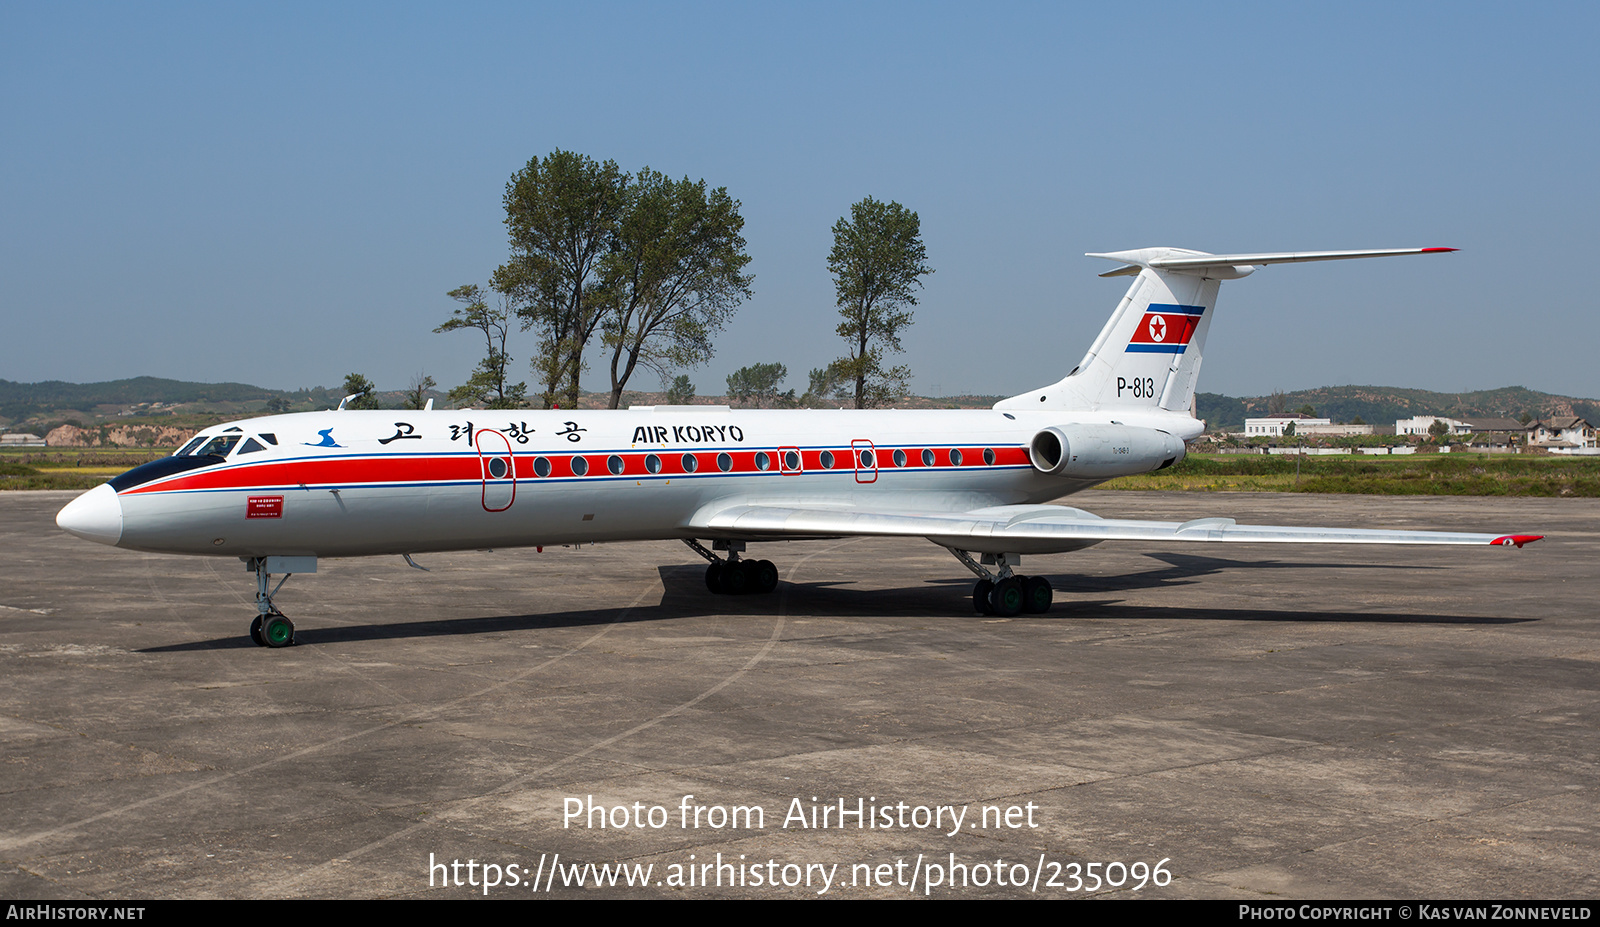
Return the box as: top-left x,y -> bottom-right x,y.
57,483 -> 123,546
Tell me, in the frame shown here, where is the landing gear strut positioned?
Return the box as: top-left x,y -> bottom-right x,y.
945,548 -> 1053,617
684,539 -> 778,595
247,556 -> 300,647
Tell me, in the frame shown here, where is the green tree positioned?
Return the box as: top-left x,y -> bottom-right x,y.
800,366 -> 845,408
726,362 -> 790,408
341,373 -> 380,410
664,374 -> 696,405
264,396 -> 290,414
598,170 -> 753,409
827,196 -> 932,408
1428,418 -> 1451,441
1282,420 -> 1297,438
1298,404 -> 1316,418
435,284 -> 527,408
403,372 -> 437,411
497,151 -> 627,409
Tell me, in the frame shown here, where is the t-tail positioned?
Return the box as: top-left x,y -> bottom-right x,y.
994,247 -> 1457,415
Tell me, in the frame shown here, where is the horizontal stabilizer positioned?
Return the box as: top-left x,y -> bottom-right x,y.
1087,247 -> 1457,276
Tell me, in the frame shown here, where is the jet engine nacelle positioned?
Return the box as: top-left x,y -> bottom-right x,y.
1028,424 -> 1185,479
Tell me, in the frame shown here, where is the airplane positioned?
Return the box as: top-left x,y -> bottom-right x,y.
56,246 -> 1541,647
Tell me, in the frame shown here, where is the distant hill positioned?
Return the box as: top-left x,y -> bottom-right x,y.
0,376 -> 1006,432
0,377 -> 347,432
3,376 -> 1594,439
0,376 -> 275,407
1198,385 -> 1600,433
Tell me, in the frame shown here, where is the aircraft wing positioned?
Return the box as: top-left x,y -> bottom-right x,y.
685,502 -> 1542,551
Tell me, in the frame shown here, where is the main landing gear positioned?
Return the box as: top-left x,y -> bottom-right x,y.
684,539 -> 779,595
246,556 -> 310,647
946,548 -> 1053,617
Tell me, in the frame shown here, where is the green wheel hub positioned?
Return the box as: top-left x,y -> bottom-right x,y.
262,614 -> 295,648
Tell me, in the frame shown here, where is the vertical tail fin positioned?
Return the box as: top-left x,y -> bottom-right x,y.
995,247 -> 1455,415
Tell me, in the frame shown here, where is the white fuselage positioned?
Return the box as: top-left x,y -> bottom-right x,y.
89,406 -> 1195,558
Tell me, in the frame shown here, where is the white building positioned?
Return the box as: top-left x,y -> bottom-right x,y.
1530,417 -> 1598,450
1241,416 -> 1331,438
1300,423 -> 1375,436
1396,416 -> 1473,436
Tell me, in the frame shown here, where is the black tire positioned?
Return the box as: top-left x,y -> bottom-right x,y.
249,615 -> 265,647
1023,576 -> 1053,614
261,614 -> 295,648
720,561 -> 750,595
973,579 -> 994,614
737,559 -> 764,594
753,560 -> 779,594
989,577 -> 1024,617
705,562 -> 724,594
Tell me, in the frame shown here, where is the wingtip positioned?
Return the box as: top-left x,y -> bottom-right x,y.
1491,534 -> 1543,548
1421,247 -> 1459,253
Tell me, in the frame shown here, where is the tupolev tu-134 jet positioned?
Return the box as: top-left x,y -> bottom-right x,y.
57,246 -> 1541,647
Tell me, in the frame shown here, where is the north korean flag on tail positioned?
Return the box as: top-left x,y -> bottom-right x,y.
1126,303 -> 1205,353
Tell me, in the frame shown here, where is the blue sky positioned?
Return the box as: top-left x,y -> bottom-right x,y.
3,1 -> 1596,402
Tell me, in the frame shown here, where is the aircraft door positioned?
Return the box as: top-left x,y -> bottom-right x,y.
475,429 -> 516,512
851,439 -> 878,484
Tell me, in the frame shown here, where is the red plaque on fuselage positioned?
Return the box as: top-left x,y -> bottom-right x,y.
247,496 -> 284,518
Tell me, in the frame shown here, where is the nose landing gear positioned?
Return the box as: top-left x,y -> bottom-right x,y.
245,556 -> 315,647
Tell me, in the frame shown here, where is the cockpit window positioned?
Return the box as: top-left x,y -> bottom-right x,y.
108,455 -> 226,491
237,437 -> 267,455
196,435 -> 242,457
176,437 -> 207,457
258,433 -> 277,446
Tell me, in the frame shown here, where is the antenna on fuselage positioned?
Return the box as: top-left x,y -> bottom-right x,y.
336,392 -> 366,411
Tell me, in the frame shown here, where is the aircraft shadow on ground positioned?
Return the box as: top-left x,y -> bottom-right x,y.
140,558 -> 1525,653
921,551 -> 1430,595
